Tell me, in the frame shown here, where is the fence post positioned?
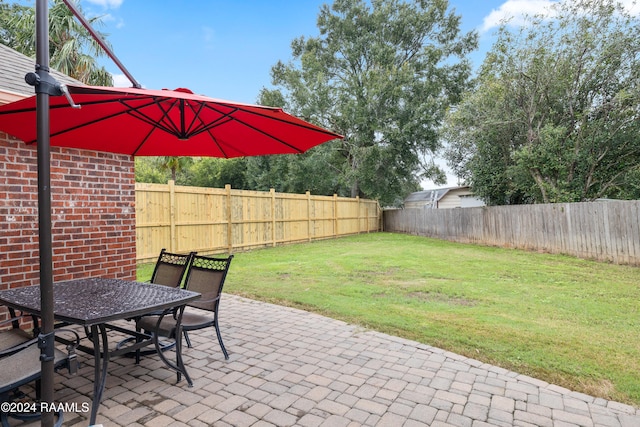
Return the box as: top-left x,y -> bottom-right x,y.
307,191 -> 312,242
271,188 -> 277,247
333,194 -> 338,237
168,180 -> 176,252
226,184 -> 232,254
356,196 -> 360,234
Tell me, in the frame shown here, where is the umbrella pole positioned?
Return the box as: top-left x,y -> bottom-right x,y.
35,0 -> 55,425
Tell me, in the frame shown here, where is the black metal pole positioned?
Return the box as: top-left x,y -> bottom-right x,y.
35,0 -> 55,425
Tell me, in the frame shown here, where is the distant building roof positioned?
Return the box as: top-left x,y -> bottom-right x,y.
0,43 -> 82,103
404,186 -> 469,204
403,186 -> 482,209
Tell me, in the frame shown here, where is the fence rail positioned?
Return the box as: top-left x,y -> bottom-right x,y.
136,182 -> 381,263
383,200 -> 640,266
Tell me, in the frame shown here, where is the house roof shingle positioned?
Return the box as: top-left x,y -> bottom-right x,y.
0,42 -> 82,100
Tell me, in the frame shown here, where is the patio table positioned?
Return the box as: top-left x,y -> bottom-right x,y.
0,277 -> 200,425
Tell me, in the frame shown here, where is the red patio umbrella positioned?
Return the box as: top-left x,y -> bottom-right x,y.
0,84 -> 342,157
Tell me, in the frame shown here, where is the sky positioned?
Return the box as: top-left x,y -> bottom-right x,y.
76,0 -> 638,188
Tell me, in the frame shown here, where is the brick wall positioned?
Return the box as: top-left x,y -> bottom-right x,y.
0,132 -> 137,299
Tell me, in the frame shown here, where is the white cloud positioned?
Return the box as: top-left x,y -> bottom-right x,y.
85,0 -> 123,9
111,73 -> 138,87
481,0 -> 557,32
619,0 -> 640,15
481,0 -> 640,33
100,13 -> 125,29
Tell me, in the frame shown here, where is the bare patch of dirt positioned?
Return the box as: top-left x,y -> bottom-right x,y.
405,291 -> 477,306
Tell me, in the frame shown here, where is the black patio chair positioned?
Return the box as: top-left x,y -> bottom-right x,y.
149,248 -> 196,288
180,254 -> 234,358
118,249 -> 195,357
0,328 -> 80,427
0,309 -> 36,356
137,254 -> 234,361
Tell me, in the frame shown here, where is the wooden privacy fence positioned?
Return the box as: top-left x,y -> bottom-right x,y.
384,200 -> 640,266
136,182 -> 381,263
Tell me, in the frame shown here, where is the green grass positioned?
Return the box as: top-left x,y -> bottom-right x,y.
137,232 -> 640,406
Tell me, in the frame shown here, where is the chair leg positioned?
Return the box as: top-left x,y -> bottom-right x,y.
135,323 -> 142,364
183,330 -> 192,348
175,327 -> 192,387
214,322 -> 229,360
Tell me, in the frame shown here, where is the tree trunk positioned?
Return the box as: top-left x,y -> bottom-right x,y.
530,168 -> 550,203
351,181 -> 359,198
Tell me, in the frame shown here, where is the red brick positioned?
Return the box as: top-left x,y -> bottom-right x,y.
1,135 -> 137,298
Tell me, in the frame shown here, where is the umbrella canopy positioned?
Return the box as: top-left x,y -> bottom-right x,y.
0,84 -> 342,157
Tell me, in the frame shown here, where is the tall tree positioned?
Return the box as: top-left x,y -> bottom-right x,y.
444,0 -> 640,204
264,0 -> 477,205
0,0 -> 113,85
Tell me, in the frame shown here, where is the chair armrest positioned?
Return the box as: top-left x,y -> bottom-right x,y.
52,328 -> 81,375
0,334 -> 38,358
0,309 -> 41,336
0,309 -> 26,329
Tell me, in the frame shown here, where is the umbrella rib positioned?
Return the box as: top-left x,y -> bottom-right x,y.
132,126 -> 159,156
153,98 -> 183,136
203,118 -> 234,157
47,109 -> 133,143
185,105 -> 237,157
183,101 -> 208,137
216,102 -> 340,137
196,104 -> 303,153
127,109 -> 178,136
125,98 -> 184,138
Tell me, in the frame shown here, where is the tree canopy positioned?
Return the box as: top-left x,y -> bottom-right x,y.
444,0 -> 640,205
258,0 -> 477,206
0,0 -> 113,85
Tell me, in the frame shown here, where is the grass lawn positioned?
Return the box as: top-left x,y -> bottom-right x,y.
137,232 -> 640,406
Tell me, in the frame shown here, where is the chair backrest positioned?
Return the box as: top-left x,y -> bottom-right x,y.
183,254 -> 233,312
150,248 -> 194,287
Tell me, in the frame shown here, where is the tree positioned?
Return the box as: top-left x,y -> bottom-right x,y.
244,88 -> 350,197
0,1 -> 24,47
135,157 -> 193,185
158,156 -> 193,182
264,0 -> 477,206
134,157 -> 168,184
444,0 -> 640,204
0,0 -> 113,85
191,158 -> 248,189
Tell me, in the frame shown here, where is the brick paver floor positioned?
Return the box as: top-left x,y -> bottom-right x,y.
11,294 -> 640,426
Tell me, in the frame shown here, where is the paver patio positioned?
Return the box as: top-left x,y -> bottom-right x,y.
11,294 -> 640,426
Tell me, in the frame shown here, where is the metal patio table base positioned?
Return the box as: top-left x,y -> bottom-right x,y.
79,318 -> 192,424
0,278 -> 200,425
